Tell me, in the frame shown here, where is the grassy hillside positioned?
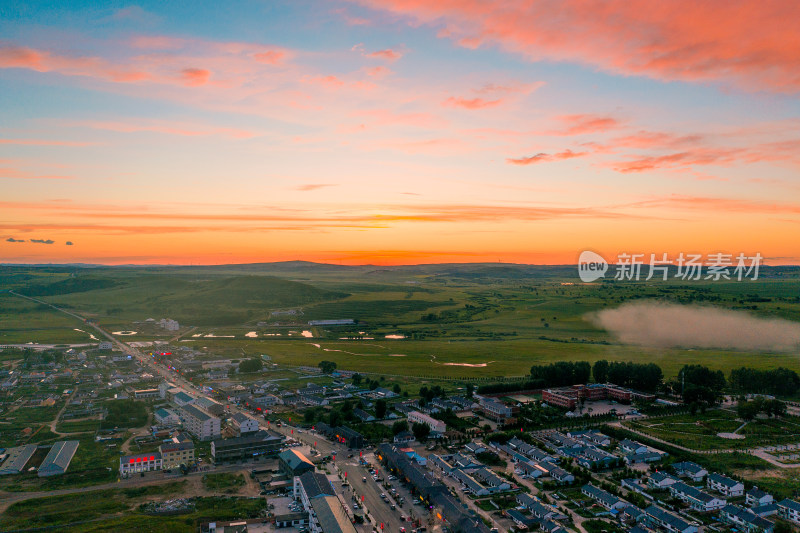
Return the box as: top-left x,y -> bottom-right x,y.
29,274 -> 349,326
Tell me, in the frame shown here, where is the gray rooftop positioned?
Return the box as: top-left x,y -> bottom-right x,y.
38,440 -> 79,477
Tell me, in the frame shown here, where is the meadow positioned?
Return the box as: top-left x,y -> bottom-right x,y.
625,410 -> 800,450
2,263 -> 799,380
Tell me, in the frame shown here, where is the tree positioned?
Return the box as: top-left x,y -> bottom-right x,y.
466,383 -> 475,398
392,383 -> 401,394
375,399 -> 388,419
412,422 -> 430,441
593,360 -> 609,383
392,420 -> 409,435
352,373 -> 362,386
318,360 -> 337,374
680,365 -> 725,405
737,399 -> 761,421
238,358 -> 263,373
329,410 -> 343,427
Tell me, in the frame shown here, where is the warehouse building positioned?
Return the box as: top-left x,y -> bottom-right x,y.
38,440 -> 79,477
0,445 -> 37,476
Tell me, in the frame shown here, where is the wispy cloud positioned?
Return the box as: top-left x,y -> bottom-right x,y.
294,184 -> 336,192
442,96 -> 502,110
30,238 -> 56,244
507,149 -> 587,165
553,114 -> 622,136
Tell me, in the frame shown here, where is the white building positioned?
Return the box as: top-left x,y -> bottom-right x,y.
120,452 -> 162,475
778,499 -> 800,524
231,412 -> 259,435
407,410 -> 446,435
180,404 -> 221,441
707,473 -> 744,497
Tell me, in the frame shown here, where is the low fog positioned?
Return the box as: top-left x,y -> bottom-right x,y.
588,301 -> 800,352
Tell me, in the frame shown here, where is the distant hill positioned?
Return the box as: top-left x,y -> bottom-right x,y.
25,274 -> 348,326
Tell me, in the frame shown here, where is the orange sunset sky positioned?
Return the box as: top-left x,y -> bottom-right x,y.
1,1 -> 799,265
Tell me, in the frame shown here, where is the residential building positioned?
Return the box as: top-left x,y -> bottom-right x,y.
517,493 -> 557,520
720,504 -> 774,533
393,431 -> 415,444
669,481 -> 726,512
643,505 -> 698,533
353,408 -> 375,422
777,499 -> 800,524
230,412 -> 259,435
619,439 -> 649,455
37,440 -> 79,477
195,397 -> 225,416
180,404 -> 221,441
747,487 -> 774,508
581,483 -> 626,510
173,391 -> 196,407
464,442 -> 486,455
707,473 -> 745,497
407,410 -> 446,435
154,408 -> 180,426
478,397 -> 517,423
160,440 -> 195,469
134,388 -> 159,399
673,461 -> 708,482
625,451 -> 664,464
649,471 -> 680,489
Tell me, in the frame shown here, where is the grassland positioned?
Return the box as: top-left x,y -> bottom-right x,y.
2,263 -> 800,380
202,472 -> 246,493
625,410 -> 800,450
0,481 -> 265,532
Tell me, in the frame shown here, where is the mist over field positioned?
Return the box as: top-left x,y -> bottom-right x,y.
588,301 -> 800,352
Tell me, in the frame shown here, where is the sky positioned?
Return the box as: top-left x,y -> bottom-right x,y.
1,0 -> 799,265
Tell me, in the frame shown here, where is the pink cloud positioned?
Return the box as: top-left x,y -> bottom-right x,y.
366,48 -> 403,61
353,0 -> 800,93
365,66 -> 392,78
295,184 -> 336,191
507,149 -> 587,165
555,114 -> 622,135
181,68 -> 211,86
129,36 -> 188,50
443,96 -> 503,109
253,50 -> 285,64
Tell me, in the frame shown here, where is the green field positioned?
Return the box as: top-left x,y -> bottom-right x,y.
626,410 -> 800,450
0,482 -> 265,532
2,263 -> 800,380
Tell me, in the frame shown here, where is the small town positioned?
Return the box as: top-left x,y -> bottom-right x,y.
3,335 -> 800,533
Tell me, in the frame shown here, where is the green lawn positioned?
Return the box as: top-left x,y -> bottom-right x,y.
626,410 -> 800,450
